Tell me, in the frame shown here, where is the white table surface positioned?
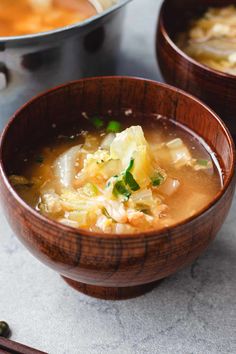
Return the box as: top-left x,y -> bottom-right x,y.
1,1 -> 236,353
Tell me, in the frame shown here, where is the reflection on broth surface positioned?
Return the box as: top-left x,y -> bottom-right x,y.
0,0 -> 97,36
9,117 -> 222,234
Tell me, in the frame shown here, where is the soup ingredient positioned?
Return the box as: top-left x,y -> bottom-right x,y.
0,0 -> 98,36
0,321 -> 10,338
178,6 -> 236,74
10,119 -> 221,234
107,120 -> 122,133
90,0 -> 116,13
29,0 -> 52,12
91,117 -> 104,129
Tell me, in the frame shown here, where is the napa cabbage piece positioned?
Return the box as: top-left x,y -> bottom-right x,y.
157,177 -> 180,196
153,137 -> 192,168
129,188 -> 155,208
166,138 -> 192,167
76,149 -> 121,184
152,137 -> 214,173
110,126 -> 154,188
178,5 -> 236,74
110,125 -> 148,166
54,145 -> 87,189
39,187 -> 103,227
39,189 -> 62,214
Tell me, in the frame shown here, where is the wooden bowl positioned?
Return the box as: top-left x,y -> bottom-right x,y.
0,77 -> 235,300
156,0 -> 236,141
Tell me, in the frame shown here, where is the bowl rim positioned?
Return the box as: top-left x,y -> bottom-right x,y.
158,0 -> 236,81
0,76 -> 235,241
0,0 -> 132,44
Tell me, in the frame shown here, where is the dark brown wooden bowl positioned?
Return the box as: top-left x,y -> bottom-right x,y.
156,0 -> 236,141
0,77 -> 235,300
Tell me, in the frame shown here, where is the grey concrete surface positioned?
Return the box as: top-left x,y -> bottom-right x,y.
0,1 -> 236,353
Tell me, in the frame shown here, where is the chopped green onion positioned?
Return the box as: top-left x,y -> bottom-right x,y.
35,155 -> 44,164
124,171 -> 140,191
126,158 -> 134,173
106,181 -> 111,188
113,181 -> 131,201
140,209 -> 151,215
196,159 -> 210,167
151,172 -> 165,187
102,208 -> 116,222
123,158 -> 140,191
103,207 -> 111,219
106,120 -> 122,133
91,116 -> 104,129
83,183 -> 98,197
112,158 -> 139,199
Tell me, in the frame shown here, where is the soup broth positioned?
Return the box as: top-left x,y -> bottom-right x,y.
9,117 -> 222,234
0,0 -> 97,36
177,5 -> 236,75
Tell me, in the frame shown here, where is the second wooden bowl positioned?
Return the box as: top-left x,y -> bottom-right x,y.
156,0 -> 236,141
0,77 -> 235,300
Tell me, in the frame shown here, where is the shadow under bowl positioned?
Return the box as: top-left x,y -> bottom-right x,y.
156,0 -> 236,141
0,77 -> 235,300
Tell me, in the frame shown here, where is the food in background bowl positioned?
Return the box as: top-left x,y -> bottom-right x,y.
0,0 -> 115,36
156,0 -> 236,140
177,5 -> 236,75
9,116 -> 222,234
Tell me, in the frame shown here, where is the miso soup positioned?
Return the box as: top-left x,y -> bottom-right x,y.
9,117 -> 222,234
0,0 -> 97,36
177,5 -> 236,75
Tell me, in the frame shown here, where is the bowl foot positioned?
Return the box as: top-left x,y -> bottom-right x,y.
61,276 -> 159,300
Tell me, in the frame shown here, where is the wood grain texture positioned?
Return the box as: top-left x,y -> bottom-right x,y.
156,0 -> 236,141
0,337 -> 47,354
0,77 -> 235,300
62,276 -> 161,300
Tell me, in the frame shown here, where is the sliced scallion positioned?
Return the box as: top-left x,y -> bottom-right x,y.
102,208 -> 116,222
151,172 -> 165,187
113,180 -> 131,201
106,120 -> 122,133
123,158 -> 140,191
124,171 -> 140,191
126,158 -> 134,173
35,155 -> 44,164
196,159 -> 210,167
103,207 -> 111,219
91,116 -> 104,129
